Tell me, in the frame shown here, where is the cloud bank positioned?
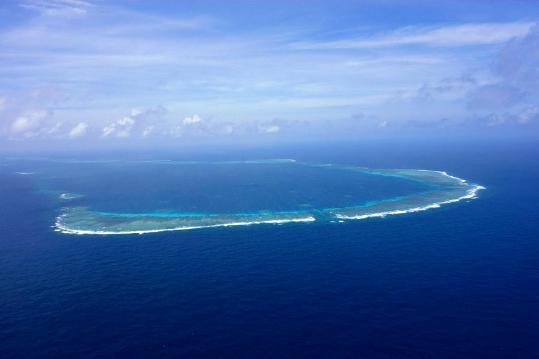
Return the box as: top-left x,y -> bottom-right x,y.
1,1 -> 538,147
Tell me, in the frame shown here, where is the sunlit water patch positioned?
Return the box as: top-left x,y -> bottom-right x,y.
4,158 -> 484,235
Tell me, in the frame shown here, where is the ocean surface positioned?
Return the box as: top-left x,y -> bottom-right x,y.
1,139 -> 538,358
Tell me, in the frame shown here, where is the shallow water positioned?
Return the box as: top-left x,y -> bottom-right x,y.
3,159 -> 482,235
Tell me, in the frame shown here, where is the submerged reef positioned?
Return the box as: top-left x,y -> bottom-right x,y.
54,162 -> 485,235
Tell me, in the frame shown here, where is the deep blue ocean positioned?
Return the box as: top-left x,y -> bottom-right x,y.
1,139 -> 538,358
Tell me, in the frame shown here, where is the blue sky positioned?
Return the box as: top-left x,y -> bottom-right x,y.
1,0 -> 538,147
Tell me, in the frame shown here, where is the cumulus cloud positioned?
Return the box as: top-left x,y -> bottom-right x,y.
468,84 -> 525,109
516,106 -> 539,124
142,126 -> 154,137
469,25 -> 539,109
183,114 -> 202,125
482,106 -> 539,127
0,89 -> 72,139
393,24 -> 539,132
456,25 -> 539,130
102,106 -> 167,138
102,116 -> 134,137
166,114 -> 205,137
259,124 -> 280,134
47,121 -> 63,135
2,2 -> 537,144
10,110 -> 50,137
68,122 -> 88,138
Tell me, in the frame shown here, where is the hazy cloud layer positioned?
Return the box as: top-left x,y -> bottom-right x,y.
1,1 -> 538,147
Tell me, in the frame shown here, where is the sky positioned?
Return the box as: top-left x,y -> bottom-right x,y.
0,0 -> 538,149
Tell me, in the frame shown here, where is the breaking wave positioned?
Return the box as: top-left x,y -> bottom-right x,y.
55,208 -> 316,235
59,193 -> 84,200
53,162 -> 485,235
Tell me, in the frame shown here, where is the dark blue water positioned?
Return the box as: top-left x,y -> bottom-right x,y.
1,139 -> 538,358
7,160 -> 427,215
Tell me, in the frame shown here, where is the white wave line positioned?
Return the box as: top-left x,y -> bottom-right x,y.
417,169 -> 467,184
335,184 -> 485,220
54,216 -> 316,235
53,169 -> 485,234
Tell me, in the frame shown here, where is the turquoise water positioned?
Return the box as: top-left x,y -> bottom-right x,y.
8,159 -> 483,235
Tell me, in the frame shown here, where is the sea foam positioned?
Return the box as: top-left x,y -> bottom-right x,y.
55,213 -> 316,235
333,171 -> 485,220
52,162 -> 485,235
59,193 -> 84,200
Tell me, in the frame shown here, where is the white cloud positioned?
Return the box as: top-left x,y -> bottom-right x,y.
473,26 -> 539,106
68,122 -> 88,138
516,106 -> 539,124
183,114 -> 202,125
47,121 -> 63,134
3,1 -> 537,143
20,0 -> 93,17
10,110 -> 48,135
142,126 -> 154,137
101,107 -> 166,138
102,116 -> 135,138
259,124 -> 280,134
115,117 -> 134,137
294,22 -> 535,49
101,125 -> 115,137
